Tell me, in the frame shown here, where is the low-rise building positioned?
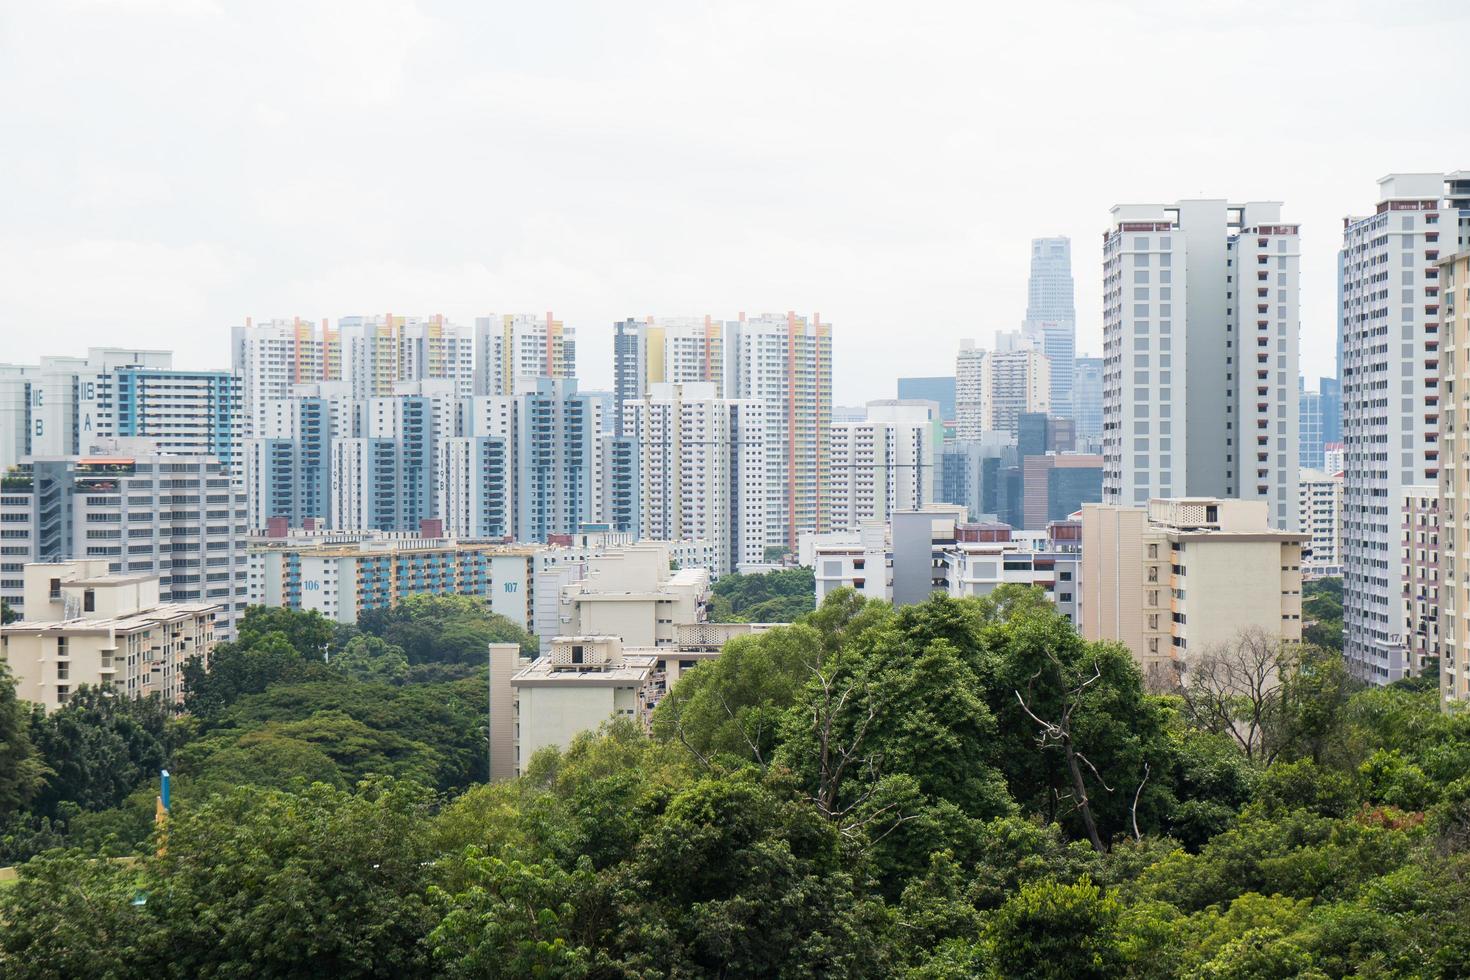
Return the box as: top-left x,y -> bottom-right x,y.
1080,499 -> 1306,684
0,560 -> 218,711
552,544 -> 709,651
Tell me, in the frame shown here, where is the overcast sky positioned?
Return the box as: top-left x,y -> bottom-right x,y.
3,0 -> 1469,404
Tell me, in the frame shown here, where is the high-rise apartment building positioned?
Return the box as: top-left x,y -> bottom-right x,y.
1101,199 -> 1300,532
0,448 -> 249,636
231,318 -> 342,437
1342,174 -> 1470,684
0,349 -> 242,476
726,313 -> 833,551
612,317 -> 725,433
338,314 -> 473,399
955,341 -> 989,440
826,400 -> 940,533
989,332 -> 1051,437
1401,486 -> 1440,682
1298,468 -> 1344,577
625,382 -> 767,574
474,313 -> 575,397
1433,179 -> 1470,703
1071,356 -> 1104,441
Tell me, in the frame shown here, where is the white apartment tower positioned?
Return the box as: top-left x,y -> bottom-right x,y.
955,340 -> 990,440
826,400 -> 940,532
338,314 -> 473,399
474,313 -> 576,396
726,313 -> 833,551
231,318 -> 343,437
625,382 -> 767,574
1343,173 -> 1470,684
1101,199 -> 1300,531
612,317 -> 725,434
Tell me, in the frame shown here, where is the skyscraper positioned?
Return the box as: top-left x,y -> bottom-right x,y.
338,314 -> 473,399
626,382 -> 767,574
989,332 -> 1050,437
611,316 -> 724,434
1023,236 -> 1077,415
1343,173 -> 1470,684
1101,199 -> 1300,531
473,313 -> 575,397
1299,376 -> 1325,471
726,312 -> 833,551
232,318 -> 342,437
1071,357 -> 1103,440
955,341 -> 989,439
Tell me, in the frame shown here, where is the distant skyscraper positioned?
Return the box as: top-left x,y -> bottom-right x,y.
1299,376 -> 1325,471
1102,199 -> 1300,531
338,314 -> 473,400
897,376 -> 957,422
989,332 -> 1050,437
726,312 -> 833,551
232,318 -> 342,438
955,341 -> 989,440
1023,237 -> 1077,415
827,400 -> 940,532
1342,173 -> 1470,685
1071,357 -> 1103,440
472,313 -> 575,397
1318,376 -> 1341,447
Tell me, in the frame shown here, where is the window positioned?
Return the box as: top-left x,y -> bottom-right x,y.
83,589 -> 95,613
571,645 -> 584,665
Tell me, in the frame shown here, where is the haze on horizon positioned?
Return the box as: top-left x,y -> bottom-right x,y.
3,0 -> 1469,404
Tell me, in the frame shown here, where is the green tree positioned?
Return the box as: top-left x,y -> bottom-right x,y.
28,688 -> 177,818
708,566 -> 815,623
0,599 -> 17,625
359,594 -> 536,664
984,876 -> 1123,979
332,635 -> 410,685
0,663 -> 48,816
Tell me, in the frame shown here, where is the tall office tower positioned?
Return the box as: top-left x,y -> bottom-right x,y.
1299,376 -> 1325,470
0,450 -> 249,635
611,316 -> 725,433
726,312 -> 833,551
0,349 -> 244,477
988,333 -> 1051,437
1433,173 -> 1470,703
437,436 -> 511,539
473,313 -> 576,396
1101,200 -> 1300,531
897,377 -> 957,423
826,400 -> 941,533
1071,356 -> 1104,441
231,318 -> 342,437
625,382 -> 767,574
1343,174 -> 1470,685
955,340 -> 989,439
1319,376 -> 1342,447
338,314 -> 472,399
938,434 -> 1014,521
1023,237 -> 1077,416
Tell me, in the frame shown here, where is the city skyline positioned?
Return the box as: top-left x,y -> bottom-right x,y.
9,3 -> 1470,403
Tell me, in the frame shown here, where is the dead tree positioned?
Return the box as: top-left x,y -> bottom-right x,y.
1016,650 -> 1111,853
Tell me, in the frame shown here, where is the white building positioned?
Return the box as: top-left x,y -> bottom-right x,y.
612,317 -> 725,432
474,313 -> 575,396
338,314 -> 473,399
1298,468 -> 1343,577
0,449 -> 248,636
955,340 -> 989,440
1341,174 -> 1468,684
826,400 -> 940,532
231,318 -> 342,437
1101,199 -> 1300,532
624,382 -> 767,574
989,332 -> 1051,437
726,313 -> 833,551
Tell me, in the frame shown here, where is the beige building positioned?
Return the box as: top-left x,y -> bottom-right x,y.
0,560 -> 219,711
556,544 -> 709,650
1080,499 -> 1305,681
1441,240 -> 1470,705
1401,486 -> 1440,684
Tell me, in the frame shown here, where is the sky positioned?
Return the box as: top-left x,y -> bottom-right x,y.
3,0 -> 1470,405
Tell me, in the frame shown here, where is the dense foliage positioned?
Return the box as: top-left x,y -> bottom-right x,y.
708,565 -> 816,623
1303,576 -> 1344,653
5,587 -> 1470,977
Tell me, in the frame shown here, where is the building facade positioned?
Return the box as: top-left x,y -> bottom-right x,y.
1298,468 -> 1344,577
1101,200 -> 1300,532
474,313 -> 576,397
955,341 -> 989,440
826,400 -> 940,533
